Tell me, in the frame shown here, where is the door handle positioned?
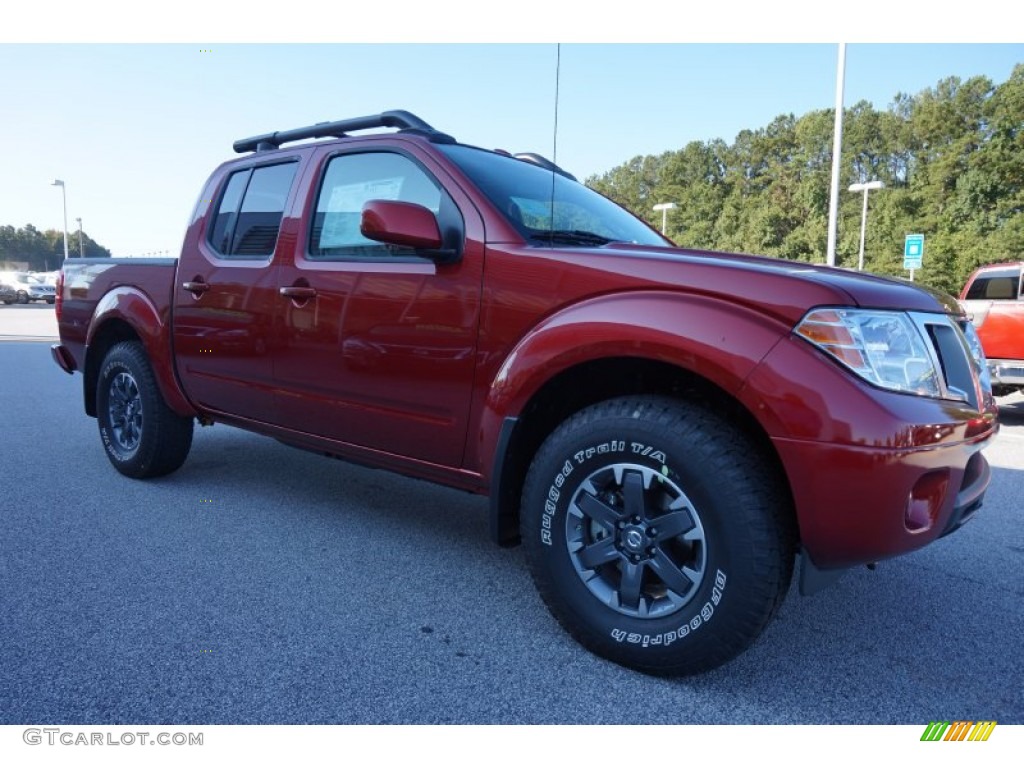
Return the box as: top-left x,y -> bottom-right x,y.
182,280 -> 210,296
279,286 -> 317,300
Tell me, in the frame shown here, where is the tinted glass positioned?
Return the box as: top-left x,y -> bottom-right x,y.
208,170 -> 249,255
231,163 -> 298,257
439,144 -> 668,247
310,152 -> 443,260
965,270 -> 1021,300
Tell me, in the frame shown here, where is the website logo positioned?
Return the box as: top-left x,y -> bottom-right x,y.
920,721 -> 997,742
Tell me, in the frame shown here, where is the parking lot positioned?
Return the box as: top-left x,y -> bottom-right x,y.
1,304 -> 1022,725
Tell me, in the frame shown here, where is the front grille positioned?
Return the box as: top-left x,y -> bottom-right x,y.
910,313 -> 985,410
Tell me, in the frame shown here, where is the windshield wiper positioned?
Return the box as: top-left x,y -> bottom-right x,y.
528,229 -> 613,246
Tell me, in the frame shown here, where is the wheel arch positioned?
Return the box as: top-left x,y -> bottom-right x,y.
84,288 -> 196,419
488,355 -> 796,549
84,318 -> 140,417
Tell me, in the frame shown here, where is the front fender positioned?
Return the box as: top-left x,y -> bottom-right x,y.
87,287 -> 196,417
475,290 -> 790,477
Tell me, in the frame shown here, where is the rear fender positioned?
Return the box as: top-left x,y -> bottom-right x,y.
86,286 -> 196,417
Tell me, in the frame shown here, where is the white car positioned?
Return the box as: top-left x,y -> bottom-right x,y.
37,271 -> 60,288
0,271 -> 57,304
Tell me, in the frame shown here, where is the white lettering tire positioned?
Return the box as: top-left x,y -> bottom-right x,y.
522,396 -> 794,676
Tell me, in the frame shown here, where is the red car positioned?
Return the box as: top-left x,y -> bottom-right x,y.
960,261 -> 1024,397
52,111 -> 997,675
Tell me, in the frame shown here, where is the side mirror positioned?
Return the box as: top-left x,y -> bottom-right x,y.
360,200 -> 443,250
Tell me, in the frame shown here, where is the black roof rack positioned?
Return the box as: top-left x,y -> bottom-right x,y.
513,152 -> 577,182
233,110 -> 455,154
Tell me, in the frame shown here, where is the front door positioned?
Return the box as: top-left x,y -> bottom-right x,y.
273,147 -> 483,467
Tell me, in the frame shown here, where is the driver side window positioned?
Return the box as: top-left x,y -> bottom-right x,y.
309,152 -> 445,260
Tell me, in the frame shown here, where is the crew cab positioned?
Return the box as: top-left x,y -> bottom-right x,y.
960,261 -> 1024,397
52,110 -> 998,675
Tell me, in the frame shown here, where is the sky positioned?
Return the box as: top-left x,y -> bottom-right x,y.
2,5 -> 1022,258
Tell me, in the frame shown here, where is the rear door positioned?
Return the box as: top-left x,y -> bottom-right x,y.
272,142 -> 485,467
172,157 -> 303,422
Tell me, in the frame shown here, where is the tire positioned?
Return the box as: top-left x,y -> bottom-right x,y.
16,290 -> 28,304
95,341 -> 194,478
45,297 -> 55,305
521,396 -> 794,676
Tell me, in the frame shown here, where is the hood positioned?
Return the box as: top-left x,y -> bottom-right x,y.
568,243 -> 960,324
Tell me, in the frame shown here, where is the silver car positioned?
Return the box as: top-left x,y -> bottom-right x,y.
0,272 -> 56,304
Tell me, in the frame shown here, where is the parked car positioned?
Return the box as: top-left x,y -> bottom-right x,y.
0,282 -> 17,305
52,110 -> 997,676
960,261 -> 1024,397
0,271 -> 57,304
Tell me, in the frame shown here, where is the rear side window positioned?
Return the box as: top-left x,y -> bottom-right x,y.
208,162 -> 297,258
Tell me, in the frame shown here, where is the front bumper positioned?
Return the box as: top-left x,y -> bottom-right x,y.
988,358 -> 1024,387
740,331 -> 998,575
779,433 -> 995,574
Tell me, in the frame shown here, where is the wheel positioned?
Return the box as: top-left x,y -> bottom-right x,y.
521,396 -> 795,676
16,290 -> 28,304
45,297 -> 55,305
95,341 -> 194,478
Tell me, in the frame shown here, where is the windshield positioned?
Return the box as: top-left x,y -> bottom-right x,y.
439,144 -> 668,247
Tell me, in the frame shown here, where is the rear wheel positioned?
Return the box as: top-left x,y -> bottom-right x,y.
95,341 -> 193,478
522,396 -> 794,676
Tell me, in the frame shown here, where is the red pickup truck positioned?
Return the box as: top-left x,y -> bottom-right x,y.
52,111 -> 997,675
960,261 -> 1024,397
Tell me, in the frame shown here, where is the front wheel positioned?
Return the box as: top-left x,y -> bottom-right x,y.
522,397 -> 794,676
95,341 -> 194,478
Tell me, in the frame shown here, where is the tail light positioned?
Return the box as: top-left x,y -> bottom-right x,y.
55,269 -> 64,321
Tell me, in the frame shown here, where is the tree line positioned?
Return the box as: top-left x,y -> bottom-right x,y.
0,224 -> 111,272
586,64 -> 1024,296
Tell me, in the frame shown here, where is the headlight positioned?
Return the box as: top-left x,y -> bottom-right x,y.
795,308 -> 942,397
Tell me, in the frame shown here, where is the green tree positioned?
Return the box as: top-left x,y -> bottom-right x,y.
585,65 -> 1024,297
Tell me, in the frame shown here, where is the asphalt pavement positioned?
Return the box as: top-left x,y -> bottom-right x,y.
1,305 -> 1022,725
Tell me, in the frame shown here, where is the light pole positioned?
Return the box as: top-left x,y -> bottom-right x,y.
826,43 -> 847,267
653,202 -> 677,235
76,217 -> 84,258
848,180 -> 885,271
51,179 -> 69,262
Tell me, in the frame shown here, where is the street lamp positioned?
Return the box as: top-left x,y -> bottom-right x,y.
51,179 -> 69,262
76,217 -> 84,258
848,180 -> 884,271
653,202 -> 677,235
